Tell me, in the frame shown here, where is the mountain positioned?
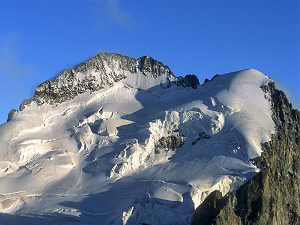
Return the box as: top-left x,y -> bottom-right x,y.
192,82 -> 300,225
0,53 -> 297,225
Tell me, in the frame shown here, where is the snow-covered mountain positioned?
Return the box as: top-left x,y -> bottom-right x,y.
0,53 -> 279,224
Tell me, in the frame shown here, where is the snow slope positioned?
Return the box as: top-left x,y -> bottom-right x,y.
0,54 -> 274,225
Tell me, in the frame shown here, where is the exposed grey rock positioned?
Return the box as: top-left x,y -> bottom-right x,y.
192,132 -> 210,145
137,56 -> 172,78
192,82 -> 300,225
155,134 -> 185,154
17,53 -> 175,111
204,78 -> 210,84
7,109 -> 18,121
9,53 -> 202,120
192,190 -> 226,225
177,74 -> 200,89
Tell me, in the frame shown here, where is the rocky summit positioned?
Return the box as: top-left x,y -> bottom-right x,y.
0,53 -> 299,225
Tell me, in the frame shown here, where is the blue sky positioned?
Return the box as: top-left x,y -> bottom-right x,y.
0,0 -> 299,124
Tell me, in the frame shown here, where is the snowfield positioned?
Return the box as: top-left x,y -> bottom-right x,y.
0,55 -> 275,225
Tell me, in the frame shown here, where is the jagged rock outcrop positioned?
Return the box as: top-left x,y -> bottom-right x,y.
154,134 -> 185,154
177,74 -> 200,89
192,82 -> 300,225
192,132 -> 210,145
19,53 -> 175,109
8,53 -> 199,121
192,190 -> 227,225
7,109 -> 18,122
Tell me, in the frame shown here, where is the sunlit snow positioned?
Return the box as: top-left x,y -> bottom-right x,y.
0,67 -> 274,224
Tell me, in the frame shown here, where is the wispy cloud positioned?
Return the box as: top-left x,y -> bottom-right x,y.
106,0 -> 131,26
90,0 -> 132,29
0,34 -> 35,79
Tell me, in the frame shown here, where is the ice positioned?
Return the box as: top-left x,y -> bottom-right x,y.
0,67 -> 275,224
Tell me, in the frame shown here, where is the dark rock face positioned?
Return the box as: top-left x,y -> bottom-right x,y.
204,78 -> 210,84
7,109 -> 18,121
177,74 -> 200,89
192,190 -> 226,225
137,56 -> 172,78
18,53 -> 175,110
192,82 -> 300,225
10,53 -> 200,119
192,132 -> 210,145
155,134 -> 185,154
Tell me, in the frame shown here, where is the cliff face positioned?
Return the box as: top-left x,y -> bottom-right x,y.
19,53 -> 175,109
7,53 -> 199,121
192,82 -> 300,225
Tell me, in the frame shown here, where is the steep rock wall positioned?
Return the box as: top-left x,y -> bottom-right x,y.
192,82 -> 300,225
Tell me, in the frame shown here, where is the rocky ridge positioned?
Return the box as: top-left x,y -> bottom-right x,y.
19,53 -> 174,109
8,53 -> 199,121
192,82 -> 300,225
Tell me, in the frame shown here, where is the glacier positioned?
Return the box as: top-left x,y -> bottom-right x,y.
0,53 -> 275,225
